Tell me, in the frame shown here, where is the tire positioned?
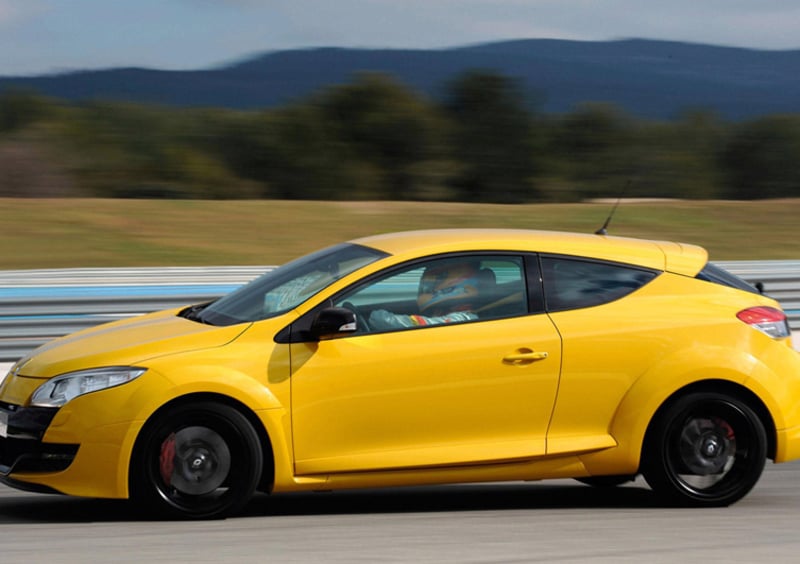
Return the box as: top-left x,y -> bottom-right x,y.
642,392 -> 767,507
130,402 -> 263,519
576,475 -> 636,488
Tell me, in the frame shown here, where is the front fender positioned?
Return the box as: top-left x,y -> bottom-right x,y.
111,347 -> 294,497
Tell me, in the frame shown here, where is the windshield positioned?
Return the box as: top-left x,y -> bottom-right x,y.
195,243 -> 388,326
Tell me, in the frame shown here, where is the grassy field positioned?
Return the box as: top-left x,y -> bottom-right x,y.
1,198 -> 799,269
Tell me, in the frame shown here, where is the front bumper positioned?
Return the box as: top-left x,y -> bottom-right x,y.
0,365 -> 179,500
0,402 -> 78,486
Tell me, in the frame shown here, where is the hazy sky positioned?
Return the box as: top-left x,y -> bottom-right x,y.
2,0 -> 799,75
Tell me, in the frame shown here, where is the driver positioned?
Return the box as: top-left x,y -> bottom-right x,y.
368,259 -> 482,330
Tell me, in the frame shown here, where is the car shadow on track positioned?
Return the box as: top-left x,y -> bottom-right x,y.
0,481 -> 662,523
248,482 -> 661,517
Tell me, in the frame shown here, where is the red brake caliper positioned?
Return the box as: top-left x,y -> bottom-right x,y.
714,417 -> 736,440
159,432 -> 177,486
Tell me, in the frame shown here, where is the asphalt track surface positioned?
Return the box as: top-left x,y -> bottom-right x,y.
2,340 -> 800,563
0,465 -> 799,563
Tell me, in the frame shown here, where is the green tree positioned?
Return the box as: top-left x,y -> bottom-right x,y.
266,104 -> 367,200
57,102 -> 251,198
627,110 -> 726,200
443,71 -> 538,203
317,73 -> 450,200
549,103 -> 635,201
195,109 -> 285,197
0,89 -> 56,133
722,116 -> 800,199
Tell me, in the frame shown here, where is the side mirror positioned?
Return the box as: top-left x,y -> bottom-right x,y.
310,307 -> 358,340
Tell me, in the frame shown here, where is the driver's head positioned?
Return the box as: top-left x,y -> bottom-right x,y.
417,259 -> 481,316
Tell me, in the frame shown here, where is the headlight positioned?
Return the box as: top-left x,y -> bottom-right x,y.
30,366 -> 147,408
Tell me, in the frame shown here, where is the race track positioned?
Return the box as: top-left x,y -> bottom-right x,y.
0,463 -> 799,562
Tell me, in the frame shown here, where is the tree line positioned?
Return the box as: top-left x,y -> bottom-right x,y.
1,71 -> 799,202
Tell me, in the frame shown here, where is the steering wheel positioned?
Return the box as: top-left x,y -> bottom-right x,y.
341,301 -> 371,333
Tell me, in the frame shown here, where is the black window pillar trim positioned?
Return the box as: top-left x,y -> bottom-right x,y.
524,253 -> 546,314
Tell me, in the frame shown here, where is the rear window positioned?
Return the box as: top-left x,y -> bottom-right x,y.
695,262 -> 761,295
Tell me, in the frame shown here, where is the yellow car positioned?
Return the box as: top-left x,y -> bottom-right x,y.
2,229 -> 800,519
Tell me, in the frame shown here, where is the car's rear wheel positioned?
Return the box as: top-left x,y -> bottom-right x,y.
131,402 -> 263,519
642,392 -> 766,507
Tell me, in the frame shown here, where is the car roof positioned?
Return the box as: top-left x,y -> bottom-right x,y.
353,229 -> 708,276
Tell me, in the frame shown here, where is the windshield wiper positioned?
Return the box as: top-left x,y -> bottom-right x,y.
178,302 -> 214,324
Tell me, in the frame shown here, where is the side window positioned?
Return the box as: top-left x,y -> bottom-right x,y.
696,262 -> 760,295
334,255 -> 528,334
541,256 -> 658,311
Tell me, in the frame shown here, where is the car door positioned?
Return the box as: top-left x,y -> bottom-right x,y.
288,254 -> 563,475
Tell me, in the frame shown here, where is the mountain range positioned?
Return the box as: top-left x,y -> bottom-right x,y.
2,38 -> 800,120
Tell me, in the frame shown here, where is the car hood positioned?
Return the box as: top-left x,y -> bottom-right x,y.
13,308 -> 251,379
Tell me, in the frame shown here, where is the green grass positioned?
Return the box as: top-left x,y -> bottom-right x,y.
1,198 -> 798,268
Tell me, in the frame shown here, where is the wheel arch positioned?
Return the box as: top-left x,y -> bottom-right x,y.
580,373 -> 777,476
642,380 -> 777,463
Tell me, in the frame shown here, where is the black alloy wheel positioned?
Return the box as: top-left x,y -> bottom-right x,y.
642,392 -> 767,507
131,402 -> 263,519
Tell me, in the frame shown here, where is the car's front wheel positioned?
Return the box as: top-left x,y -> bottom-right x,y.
130,401 -> 263,519
642,392 -> 767,507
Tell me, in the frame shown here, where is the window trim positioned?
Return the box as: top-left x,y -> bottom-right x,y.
524,252 -> 545,314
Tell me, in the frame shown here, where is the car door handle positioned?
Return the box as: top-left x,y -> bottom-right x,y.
503,351 -> 549,363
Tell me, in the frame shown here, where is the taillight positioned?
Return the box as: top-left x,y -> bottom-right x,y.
736,306 -> 791,339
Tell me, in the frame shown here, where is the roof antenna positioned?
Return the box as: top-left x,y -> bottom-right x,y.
595,180 -> 630,236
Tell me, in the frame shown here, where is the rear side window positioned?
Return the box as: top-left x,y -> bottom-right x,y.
696,262 -> 760,295
541,256 -> 658,311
